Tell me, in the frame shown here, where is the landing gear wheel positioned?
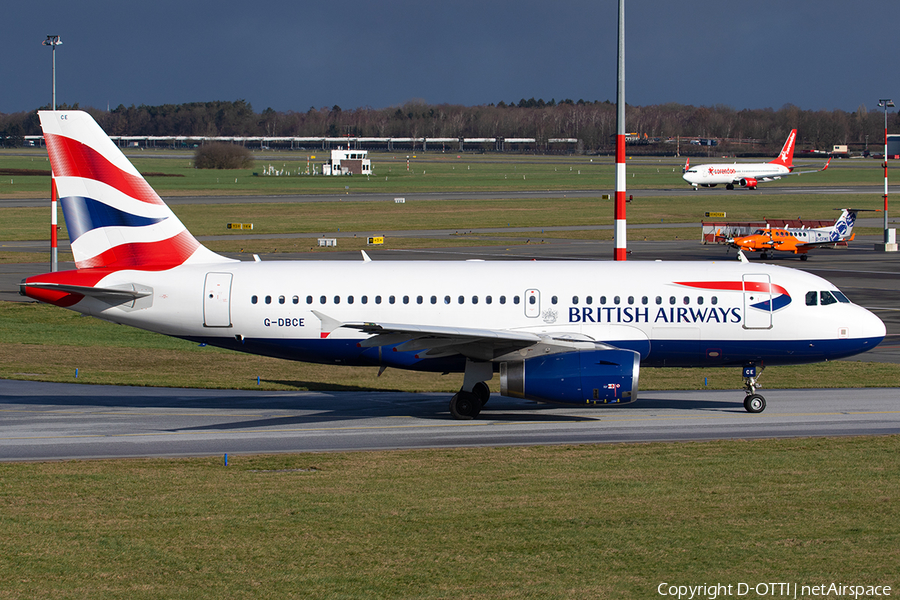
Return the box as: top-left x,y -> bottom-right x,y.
760,252 -> 768,259
744,394 -> 766,413
800,255 -> 808,261
726,183 -> 734,190
450,391 -> 481,420
472,381 -> 490,407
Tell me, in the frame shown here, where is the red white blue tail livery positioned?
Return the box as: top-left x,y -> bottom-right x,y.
23,112 -> 885,419
41,110 -> 228,271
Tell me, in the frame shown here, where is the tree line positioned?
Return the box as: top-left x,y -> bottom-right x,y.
2,99 -> 897,154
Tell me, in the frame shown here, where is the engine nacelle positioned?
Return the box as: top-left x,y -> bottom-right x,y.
500,348 -> 640,406
739,177 -> 758,188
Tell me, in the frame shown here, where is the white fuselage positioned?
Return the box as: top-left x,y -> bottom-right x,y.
683,162 -> 790,187
69,259 -> 884,370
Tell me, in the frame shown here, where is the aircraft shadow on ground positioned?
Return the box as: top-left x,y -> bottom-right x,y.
634,396 -> 749,412
157,395 -> 750,432
0,381 -> 750,432
165,407 -> 599,432
0,384 -> 599,426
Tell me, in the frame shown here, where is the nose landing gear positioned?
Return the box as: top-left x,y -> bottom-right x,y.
741,364 -> 766,413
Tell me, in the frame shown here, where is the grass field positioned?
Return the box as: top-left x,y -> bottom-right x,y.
0,193 -> 882,245
0,148 -> 889,198
0,437 -> 898,598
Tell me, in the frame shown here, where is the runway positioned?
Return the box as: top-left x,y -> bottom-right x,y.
0,380 -> 897,461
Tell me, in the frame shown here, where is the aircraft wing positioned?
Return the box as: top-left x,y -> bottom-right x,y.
727,237 -> 778,249
788,158 -> 831,176
751,159 -> 830,184
312,310 -> 601,361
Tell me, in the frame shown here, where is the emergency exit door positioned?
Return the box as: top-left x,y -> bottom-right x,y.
742,273 -> 772,330
203,272 -> 233,327
524,289 -> 541,318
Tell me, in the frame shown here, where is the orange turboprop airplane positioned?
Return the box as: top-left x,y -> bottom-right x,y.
729,209 -> 865,260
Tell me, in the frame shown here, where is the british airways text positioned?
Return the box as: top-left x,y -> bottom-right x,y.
568,306 -> 741,324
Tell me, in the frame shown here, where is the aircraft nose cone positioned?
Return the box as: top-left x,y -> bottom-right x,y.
861,307 -> 887,340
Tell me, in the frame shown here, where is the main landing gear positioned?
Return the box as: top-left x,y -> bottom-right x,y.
449,360 -> 492,420
741,364 -> 766,413
449,381 -> 490,420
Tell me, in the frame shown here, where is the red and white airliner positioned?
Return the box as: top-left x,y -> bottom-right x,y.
682,129 -> 830,189
21,112 -> 884,418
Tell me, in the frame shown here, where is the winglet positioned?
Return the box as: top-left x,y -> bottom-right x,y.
361,250 -> 372,262
737,249 -> 749,263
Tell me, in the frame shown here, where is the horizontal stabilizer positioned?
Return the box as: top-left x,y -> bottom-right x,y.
21,281 -> 151,300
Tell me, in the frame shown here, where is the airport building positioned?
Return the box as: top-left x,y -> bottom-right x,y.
322,148 -> 372,176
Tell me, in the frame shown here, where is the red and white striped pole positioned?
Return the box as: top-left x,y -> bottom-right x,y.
50,177 -> 58,272
880,99 -> 894,245
613,0 -> 627,261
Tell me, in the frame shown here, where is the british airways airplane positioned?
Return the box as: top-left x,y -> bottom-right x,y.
682,129 -> 830,190
22,112 -> 885,419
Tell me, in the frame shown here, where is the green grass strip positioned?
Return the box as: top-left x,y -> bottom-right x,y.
0,438 -> 897,598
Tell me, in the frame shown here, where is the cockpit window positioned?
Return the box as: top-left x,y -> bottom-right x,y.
833,291 -> 851,303
806,291 -> 817,306
820,291 -> 838,306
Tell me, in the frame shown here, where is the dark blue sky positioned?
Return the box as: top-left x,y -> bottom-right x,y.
3,1 -> 898,114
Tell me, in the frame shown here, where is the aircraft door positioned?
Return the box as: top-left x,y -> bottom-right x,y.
742,273 -> 772,330
524,289 -> 540,318
203,272 -> 233,327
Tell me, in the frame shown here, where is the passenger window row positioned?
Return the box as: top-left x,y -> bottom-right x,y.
250,294 -> 523,306
249,293 -> 719,306
550,295 -> 718,306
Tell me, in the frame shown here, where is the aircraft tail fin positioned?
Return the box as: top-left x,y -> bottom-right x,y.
682,157 -> 689,174
39,110 -> 232,271
826,208 -> 859,242
770,129 -> 797,168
